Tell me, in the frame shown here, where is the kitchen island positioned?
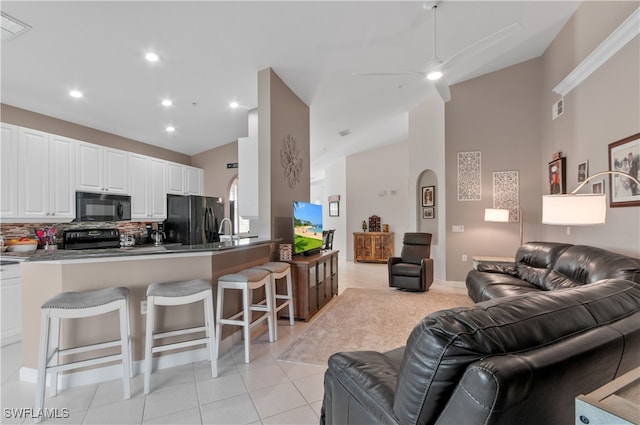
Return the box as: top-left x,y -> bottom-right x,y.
15,238 -> 280,387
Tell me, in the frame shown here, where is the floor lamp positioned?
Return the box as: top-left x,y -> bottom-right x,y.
542,171 -> 640,225
484,205 -> 523,245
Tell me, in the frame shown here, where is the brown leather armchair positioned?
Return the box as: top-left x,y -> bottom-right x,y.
388,232 -> 434,292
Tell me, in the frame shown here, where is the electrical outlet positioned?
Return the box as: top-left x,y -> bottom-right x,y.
462,254 -> 468,262
452,225 -> 465,233
140,300 -> 147,315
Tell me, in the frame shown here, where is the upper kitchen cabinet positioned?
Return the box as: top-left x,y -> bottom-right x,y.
166,162 -> 203,196
76,141 -> 128,194
130,153 -> 167,220
18,127 -> 75,221
1,124 -> 19,219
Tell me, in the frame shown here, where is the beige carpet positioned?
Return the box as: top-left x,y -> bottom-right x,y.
278,287 -> 473,366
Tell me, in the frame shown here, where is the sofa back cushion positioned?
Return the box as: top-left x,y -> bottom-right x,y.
392,279 -> 640,425
513,242 -> 572,288
542,245 -> 640,290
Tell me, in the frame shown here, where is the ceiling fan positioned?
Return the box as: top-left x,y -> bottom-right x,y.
355,1 -> 522,102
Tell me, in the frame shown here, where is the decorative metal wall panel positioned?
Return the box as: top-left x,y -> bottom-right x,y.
457,151 -> 481,201
493,170 -> 519,221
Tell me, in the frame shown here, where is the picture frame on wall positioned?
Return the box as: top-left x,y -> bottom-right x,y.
608,132 -> 640,207
329,201 -> 339,217
422,207 -> 435,219
548,158 -> 566,194
591,179 -> 605,194
577,160 -> 588,182
422,186 -> 435,207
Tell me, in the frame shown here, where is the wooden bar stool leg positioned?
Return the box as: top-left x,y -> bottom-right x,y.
204,291 -> 217,377
285,271 -> 295,326
35,310 -> 50,423
144,295 -> 155,395
265,279 -> 275,343
118,300 -> 131,399
215,285 -> 223,360
49,316 -> 60,397
243,287 -> 251,363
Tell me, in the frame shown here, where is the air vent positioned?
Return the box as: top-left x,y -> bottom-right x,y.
1,12 -> 31,41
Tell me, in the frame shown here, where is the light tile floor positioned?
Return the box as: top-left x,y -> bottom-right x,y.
1,260 -> 466,424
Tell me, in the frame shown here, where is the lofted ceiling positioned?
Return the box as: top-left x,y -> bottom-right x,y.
0,1 -> 581,183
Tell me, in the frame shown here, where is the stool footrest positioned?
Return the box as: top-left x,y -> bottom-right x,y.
47,353 -> 123,374
153,326 -> 207,341
151,337 -> 210,354
55,339 -> 124,357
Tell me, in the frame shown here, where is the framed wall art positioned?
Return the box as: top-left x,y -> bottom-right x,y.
591,179 -> 605,194
422,186 -> 435,207
608,132 -> 640,207
548,157 -> 566,194
422,207 -> 435,219
577,160 -> 588,182
329,201 -> 339,217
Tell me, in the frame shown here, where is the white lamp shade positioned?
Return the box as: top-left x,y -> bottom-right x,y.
484,208 -> 510,222
542,194 -> 606,225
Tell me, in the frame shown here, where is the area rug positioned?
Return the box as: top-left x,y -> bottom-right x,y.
278,287 -> 473,366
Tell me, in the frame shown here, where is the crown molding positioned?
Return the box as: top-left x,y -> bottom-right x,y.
553,7 -> 639,97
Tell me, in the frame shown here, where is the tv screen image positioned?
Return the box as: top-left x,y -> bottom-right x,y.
293,201 -> 323,255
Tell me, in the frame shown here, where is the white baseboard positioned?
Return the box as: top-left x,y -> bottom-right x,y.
19,332 -> 242,389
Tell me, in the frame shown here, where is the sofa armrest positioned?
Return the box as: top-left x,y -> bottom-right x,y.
322,350 -> 401,425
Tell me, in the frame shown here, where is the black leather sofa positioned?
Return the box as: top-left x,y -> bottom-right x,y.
466,241 -> 640,302
320,279 -> 640,425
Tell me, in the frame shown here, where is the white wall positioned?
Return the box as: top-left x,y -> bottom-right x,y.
321,158 -> 347,258
409,95 -> 447,283
345,141 -> 410,260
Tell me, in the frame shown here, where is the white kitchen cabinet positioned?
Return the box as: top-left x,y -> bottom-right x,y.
18,128 -> 75,221
1,263 -> 22,346
167,162 -> 203,196
130,153 -> 167,220
76,141 -> 128,194
0,123 -> 19,219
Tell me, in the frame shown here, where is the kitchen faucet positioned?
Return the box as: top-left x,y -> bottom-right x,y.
218,218 -> 234,240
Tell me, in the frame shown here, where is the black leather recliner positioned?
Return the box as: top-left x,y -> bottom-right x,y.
388,232 -> 434,292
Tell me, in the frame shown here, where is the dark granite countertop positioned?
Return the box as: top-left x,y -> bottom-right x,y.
1,238 -> 275,262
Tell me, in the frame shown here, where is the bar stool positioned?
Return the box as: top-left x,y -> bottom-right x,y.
253,261 -> 295,341
35,287 -> 132,423
144,279 -> 216,394
216,268 -> 274,364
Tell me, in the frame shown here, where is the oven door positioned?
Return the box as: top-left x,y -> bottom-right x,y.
76,192 -> 132,221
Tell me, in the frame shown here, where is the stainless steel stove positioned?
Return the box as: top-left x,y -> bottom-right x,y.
62,228 -> 121,250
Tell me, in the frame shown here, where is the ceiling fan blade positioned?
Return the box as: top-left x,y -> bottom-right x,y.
353,71 -> 426,77
433,77 -> 451,102
442,22 -> 522,71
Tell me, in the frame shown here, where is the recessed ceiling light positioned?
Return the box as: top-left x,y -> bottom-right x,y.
145,52 -> 159,62
229,101 -> 239,109
69,90 -> 83,98
165,126 -> 175,132
161,99 -> 172,107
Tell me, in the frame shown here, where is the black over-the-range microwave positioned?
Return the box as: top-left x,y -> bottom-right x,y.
75,192 -> 132,222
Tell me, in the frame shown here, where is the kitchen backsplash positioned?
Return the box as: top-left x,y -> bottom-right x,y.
1,221 -> 158,246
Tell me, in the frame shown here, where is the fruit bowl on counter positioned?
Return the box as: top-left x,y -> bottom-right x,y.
6,238 -> 38,253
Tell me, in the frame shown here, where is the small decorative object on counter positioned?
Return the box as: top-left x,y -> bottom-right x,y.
35,227 -> 57,250
362,221 -> 367,232
279,244 -> 293,261
368,215 -> 381,232
383,224 -> 389,232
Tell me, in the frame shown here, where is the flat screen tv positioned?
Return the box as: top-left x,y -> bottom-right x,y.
292,201 -> 323,256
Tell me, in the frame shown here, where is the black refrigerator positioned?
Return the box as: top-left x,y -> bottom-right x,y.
164,195 -> 224,245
